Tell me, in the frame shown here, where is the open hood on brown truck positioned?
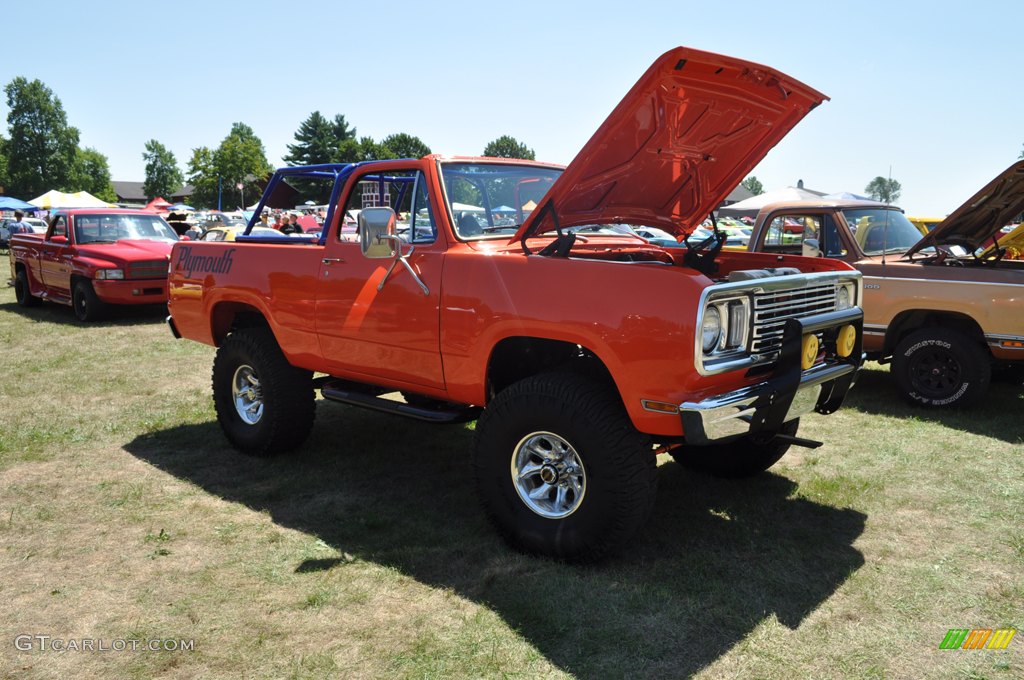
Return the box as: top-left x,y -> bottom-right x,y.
511,46 -> 828,243
906,160 -> 1024,257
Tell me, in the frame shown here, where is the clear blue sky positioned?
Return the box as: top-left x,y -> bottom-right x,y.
4,1 -> 1022,215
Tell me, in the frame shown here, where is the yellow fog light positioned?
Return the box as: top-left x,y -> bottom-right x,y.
837,324 -> 857,358
801,334 -> 819,370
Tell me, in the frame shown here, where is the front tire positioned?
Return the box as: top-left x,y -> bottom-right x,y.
671,418 -> 799,478
72,280 -> 105,321
14,268 -> 41,307
892,328 -> 990,407
473,373 -> 657,562
212,327 -> 315,456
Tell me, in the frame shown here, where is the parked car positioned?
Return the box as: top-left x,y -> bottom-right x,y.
9,209 -> 179,320
198,212 -> 246,230
744,161 -> 1024,407
199,226 -> 283,241
907,216 -> 945,235
167,46 -> 865,561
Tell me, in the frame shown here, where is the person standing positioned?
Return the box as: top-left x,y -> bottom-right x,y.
7,210 -> 33,236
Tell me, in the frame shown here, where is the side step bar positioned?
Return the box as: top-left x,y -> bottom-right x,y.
320,384 -> 481,424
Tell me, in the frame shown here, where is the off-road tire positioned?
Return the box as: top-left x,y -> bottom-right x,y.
473,373 -> 657,562
14,268 -> 41,307
72,279 -> 105,321
671,418 -> 800,478
892,328 -> 990,408
212,327 -> 315,456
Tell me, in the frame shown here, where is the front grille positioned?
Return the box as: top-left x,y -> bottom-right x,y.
127,260 -> 168,280
751,282 -> 838,357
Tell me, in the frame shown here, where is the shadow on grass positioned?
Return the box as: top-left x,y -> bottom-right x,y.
124,405 -> 865,678
845,365 -> 1024,444
0,299 -> 167,327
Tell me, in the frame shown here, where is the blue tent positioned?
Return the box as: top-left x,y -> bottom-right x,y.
0,196 -> 39,211
492,205 -> 514,213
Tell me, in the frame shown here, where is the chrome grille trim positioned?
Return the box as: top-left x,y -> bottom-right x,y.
751,283 -> 838,357
694,271 -> 862,377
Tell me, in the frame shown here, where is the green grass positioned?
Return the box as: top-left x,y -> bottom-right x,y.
1,284 -> 1022,679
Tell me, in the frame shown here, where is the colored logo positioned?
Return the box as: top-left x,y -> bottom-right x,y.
939,628 -> 1016,650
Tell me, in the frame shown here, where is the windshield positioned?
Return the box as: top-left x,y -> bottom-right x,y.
841,208 -> 922,255
74,214 -> 178,244
440,162 -> 562,239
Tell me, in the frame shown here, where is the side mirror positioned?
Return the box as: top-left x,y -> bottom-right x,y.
802,238 -> 821,258
50,235 -> 68,244
359,207 -> 397,259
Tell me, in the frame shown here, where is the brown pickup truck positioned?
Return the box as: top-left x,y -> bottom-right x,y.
745,160 -> 1024,407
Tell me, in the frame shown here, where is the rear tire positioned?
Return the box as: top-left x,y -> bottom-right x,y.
671,418 -> 799,478
212,327 -> 315,456
473,373 -> 657,562
73,280 -> 105,321
14,268 -> 41,307
892,328 -> 990,407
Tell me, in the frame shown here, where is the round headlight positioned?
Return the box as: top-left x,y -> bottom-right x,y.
836,286 -> 851,310
702,306 -> 722,353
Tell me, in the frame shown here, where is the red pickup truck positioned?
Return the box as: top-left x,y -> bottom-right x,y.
10,208 -> 179,321
167,47 -> 865,560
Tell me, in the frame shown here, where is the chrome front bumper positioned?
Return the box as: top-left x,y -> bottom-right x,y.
680,308 -> 864,445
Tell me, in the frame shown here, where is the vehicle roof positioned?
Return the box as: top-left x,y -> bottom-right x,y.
755,198 -> 892,214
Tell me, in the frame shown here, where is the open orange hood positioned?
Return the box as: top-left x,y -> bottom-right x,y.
511,46 -> 828,242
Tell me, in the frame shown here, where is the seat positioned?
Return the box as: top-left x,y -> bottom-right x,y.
863,227 -> 887,252
458,212 -> 482,236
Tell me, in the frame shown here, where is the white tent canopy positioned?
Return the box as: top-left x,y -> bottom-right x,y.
717,186 -> 824,217
29,190 -> 116,209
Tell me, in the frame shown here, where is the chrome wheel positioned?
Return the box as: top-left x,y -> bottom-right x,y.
511,431 -> 586,518
232,364 -> 263,425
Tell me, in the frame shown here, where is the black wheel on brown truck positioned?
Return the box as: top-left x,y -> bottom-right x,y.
671,418 -> 800,478
892,327 -> 991,408
473,373 -> 657,562
212,327 -> 316,456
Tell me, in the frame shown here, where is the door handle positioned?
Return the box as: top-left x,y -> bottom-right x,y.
321,257 -> 344,264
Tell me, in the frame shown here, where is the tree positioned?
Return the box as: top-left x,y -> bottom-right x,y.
71,147 -> 117,202
186,147 -> 218,208
864,176 -> 902,204
142,139 -> 184,200
337,136 -> 391,163
380,133 -> 431,160
0,135 -> 9,193
1019,143 -> 1023,159
286,111 -> 349,166
483,135 -> 535,160
741,175 -> 763,195
3,77 -> 80,198
186,123 -> 271,209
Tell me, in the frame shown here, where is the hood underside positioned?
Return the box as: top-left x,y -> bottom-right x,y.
907,160 -> 1024,257
512,46 -> 828,243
